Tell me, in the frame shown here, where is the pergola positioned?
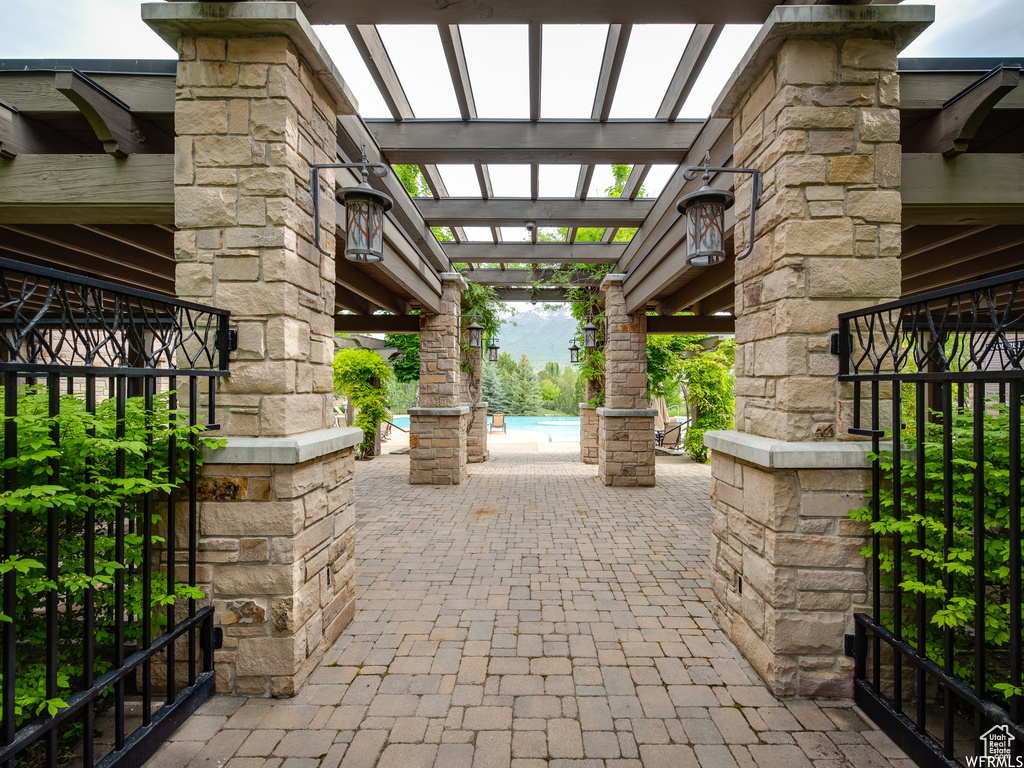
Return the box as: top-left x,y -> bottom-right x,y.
2,5 -> 1020,336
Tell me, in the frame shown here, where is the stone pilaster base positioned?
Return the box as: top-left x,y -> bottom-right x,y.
579,405 -> 598,465
704,430 -> 874,697
597,408 -> 656,487
164,428 -> 362,696
467,402 -> 489,464
409,405 -> 469,484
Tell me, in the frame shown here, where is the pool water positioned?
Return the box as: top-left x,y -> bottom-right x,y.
390,414 -> 580,442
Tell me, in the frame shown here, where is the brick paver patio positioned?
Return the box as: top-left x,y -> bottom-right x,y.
146,450 -> 910,768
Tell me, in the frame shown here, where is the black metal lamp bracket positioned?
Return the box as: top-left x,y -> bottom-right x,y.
681,153 -> 763,261
309,149 -> 390,257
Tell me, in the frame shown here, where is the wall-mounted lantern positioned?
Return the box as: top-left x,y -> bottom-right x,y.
568,340 -> 580,364
488,338 -> 500,362
676,151 -> 762,266
582,320 -> 599,350
310,147 -> 393,262
467,319 -> 484,349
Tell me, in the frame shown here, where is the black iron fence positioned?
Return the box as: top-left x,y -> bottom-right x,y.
838,269 -> 1024,768
0,258 -> 229,768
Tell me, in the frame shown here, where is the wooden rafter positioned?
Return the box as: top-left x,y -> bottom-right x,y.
456,268 -> 601,287
54,70 -> 167,157
417,198 -> 655,228
441,242 -> 625,264
0,101 -> 89,157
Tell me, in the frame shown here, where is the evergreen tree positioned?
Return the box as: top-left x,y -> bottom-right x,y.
508,357 -> 541,416
481,361 -> 509,414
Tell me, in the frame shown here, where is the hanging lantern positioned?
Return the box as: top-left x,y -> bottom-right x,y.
467,319 -> 484,349
487,338 -> 499,362
337,181 -> 393,263
583,320 -> 598,349
676,183 -> 734,267
569,340 -> 580,364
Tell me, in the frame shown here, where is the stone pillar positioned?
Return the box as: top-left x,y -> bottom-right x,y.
409,273 -> 469,484
579,405 -> 598,464
597,274 -> 656,486
702,6 -> 931,697
145,2 -> 364,696
464,346 -> 489,463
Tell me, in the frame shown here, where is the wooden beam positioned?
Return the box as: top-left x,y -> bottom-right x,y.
593,25 -> 632,123
347,25 -> 413,120
529,23 -> 542,122
442,242 -> 625,264
457,268 -> 600,287
659,24 -> 724,121
335,284 -> 373,315
903,242 -> 1024,295
75,224 -> 173,259
0,71 -> 175,114
53,70 -> 170,156
902,225 -> 1024,281
438,24 -> 476,121
0,224 -> 173,276
901,65 -> 1020,157
492,287 -> 571,302
900,68 -> 1024,111
899,223 -> 993,258
367,119 -> 702,164
336,259 -> 410,315
416,198 -> 655,227
0,102 -> 89,157
337,115 -> 451,272
647,314 -> 735,334
902,153 -> 1024,225
295,0 -> 783,25
0,247 -> 173,295
657,257 -> 735,315
335,314 -> 420,333
699,285 -> 735,315
0,154 -> 173,224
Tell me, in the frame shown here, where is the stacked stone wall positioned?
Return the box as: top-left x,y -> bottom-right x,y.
597,411 -> 656,487
730,37 -> 902,442
467,403 -> 489,464
579,406 -> 598,464
409,411 -> 469,485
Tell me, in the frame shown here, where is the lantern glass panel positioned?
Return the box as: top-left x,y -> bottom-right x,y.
569,343 -> 579,364
468,322 -> 483,349
583,323 -> 597,349
685,199 -> 727,267
344,196 -> 385,263
488,344 -> 499,362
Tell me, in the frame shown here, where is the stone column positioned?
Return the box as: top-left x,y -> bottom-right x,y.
702,6 -> 931,697
409,273 -> 469,484
579,405 -> 598,464
597,275 -> 656,486
464,346 -> 489,463
145,3 -> 364,696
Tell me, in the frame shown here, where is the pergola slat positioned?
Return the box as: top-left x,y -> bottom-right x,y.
416,198 -> 655,227
441,242 -> 625,264
368,119 -> 702,164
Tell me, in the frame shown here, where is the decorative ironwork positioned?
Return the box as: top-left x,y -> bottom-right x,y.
839,268 -> 1024,768
0,258 -> 228,768
0,257 -> 229,376
839,268 -> 1024,382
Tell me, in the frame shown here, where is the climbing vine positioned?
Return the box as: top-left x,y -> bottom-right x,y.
333,349 -> 393,459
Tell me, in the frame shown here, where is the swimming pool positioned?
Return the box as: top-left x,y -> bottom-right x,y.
390,414 -> 581,442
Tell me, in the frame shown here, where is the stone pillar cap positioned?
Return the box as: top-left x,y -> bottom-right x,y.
142,1 -> 358,114
712,4 -> 934,118
599,273 -> 627,291
439,272 -> 469,290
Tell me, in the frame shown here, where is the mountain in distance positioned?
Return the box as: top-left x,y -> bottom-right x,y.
497,307 -> 577,369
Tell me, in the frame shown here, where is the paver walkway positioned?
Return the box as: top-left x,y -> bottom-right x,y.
146,450 -> 910,768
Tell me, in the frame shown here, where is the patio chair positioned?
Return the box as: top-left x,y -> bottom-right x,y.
655,420 -> 686,449
490,413 -> 507,434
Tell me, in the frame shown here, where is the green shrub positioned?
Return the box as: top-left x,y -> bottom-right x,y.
333,349 -> 392,458
0,384 -> 221,729
851,398 -> 1024,701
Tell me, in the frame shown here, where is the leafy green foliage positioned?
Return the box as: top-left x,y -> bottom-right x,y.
384,333 -> 420,383
392,164 -> 454,243
0,385 -> 221,729
656,338 -> 736,463
850,400 -> 1024,701
333,349 -> 393,458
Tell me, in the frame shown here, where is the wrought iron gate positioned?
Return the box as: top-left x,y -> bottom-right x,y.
838,269 -> 1024,768
0,258 -> 229,767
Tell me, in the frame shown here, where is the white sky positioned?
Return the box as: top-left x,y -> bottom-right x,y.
1,0 -> 1021,207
